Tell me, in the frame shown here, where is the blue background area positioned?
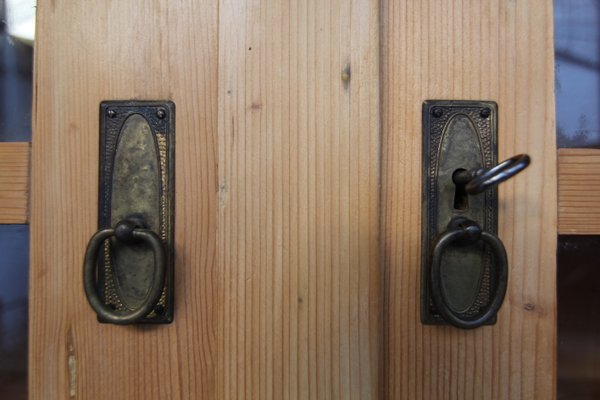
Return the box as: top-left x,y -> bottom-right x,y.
0,1 -> 32,381
555,0 -> 600,147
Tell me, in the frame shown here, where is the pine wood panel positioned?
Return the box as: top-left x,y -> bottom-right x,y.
381,1 -> 557,399
30,1 -> 219,399
0,142 -> 29,224
30,0 -> 380,399
558,148 -> 600,235
216,0 -> 380,398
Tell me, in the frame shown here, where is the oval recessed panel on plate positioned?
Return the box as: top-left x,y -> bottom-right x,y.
437,114 -> 485,313
110,114 -> 161,309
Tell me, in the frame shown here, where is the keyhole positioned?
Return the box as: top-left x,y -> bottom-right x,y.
452,169 -> 469,211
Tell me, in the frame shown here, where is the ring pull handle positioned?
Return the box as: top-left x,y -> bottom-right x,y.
453,154 -> 531,194
430,219 -> 509,329
83,219 -> 166,325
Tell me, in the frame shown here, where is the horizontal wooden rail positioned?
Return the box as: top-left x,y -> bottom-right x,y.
558,148 -> 600,234
1,144 -> 598,232
0,142 -> 30,224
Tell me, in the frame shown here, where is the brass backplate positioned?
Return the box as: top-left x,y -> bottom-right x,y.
98,101 -> 175,323
421,100 -> 498,325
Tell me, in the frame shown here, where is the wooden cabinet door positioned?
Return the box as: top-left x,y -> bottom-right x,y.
380,2 -> 556,399
30,1 -> 555,399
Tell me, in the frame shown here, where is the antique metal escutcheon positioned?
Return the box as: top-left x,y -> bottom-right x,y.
421,100 -> 529,329
83,101 -> 175,324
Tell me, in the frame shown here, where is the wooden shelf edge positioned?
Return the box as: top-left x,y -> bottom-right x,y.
558,148 -> 600,235
0,142 -> 30,224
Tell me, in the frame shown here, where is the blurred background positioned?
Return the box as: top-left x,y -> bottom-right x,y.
0,0 -> 599,399
0,0 -> 33,399
555,0 -> 600,148
555,1 -> 600,399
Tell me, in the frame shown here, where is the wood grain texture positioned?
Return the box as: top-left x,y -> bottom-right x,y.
381,1 -> 557,399
30,1 -> 219,399
30,0 -> 379,399
0,142 -> 29,224
558,148 -> 600,234
216,0 -> 380,398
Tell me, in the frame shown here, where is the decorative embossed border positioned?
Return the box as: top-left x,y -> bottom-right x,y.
421,100 -> 498,326
98,101 -> 175,324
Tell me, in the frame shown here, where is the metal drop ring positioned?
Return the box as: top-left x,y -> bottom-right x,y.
83,223 -> 166,325
430,228 -> 508,329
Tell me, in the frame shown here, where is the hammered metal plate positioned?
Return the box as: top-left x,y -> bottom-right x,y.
98,101 -> 175,324
421,100 -> 498,326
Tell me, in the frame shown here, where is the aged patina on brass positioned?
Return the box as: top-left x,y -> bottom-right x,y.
421,101 -> 531,329
84,101 -> 175,324
421,100 -> 501,328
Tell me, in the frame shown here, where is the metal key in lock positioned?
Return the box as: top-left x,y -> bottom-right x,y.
421,100 -> 530,329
